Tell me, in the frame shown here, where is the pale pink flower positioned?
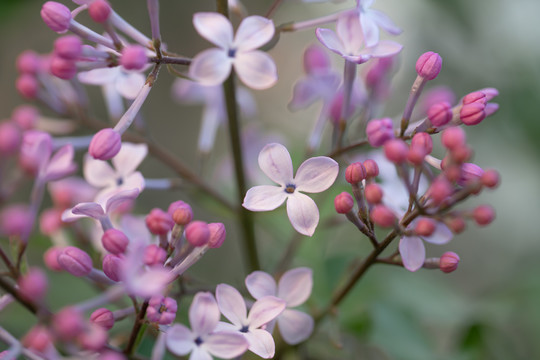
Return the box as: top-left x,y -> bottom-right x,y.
190,12 -> 277,90
61,188 -> 139,222
243,143 -> 338,236
356,0 -> 402,47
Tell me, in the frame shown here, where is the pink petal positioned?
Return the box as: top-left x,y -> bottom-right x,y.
190,48 -> 233,86
247,296 -> 285,329
193,12 -> 233,48
116,72 -> 146,100
234,51 -> 277,90
277,309 -> 314,345
44,145 -> 76,181
361,40 -> 402,58
166,324 -> 195,356
77,68 -> 117,85
423,223 -> 453,245
243,329 -> 275,359
370,9 -> 402,35
245,271 -> 276,300
257,143 -> 293,185
112,143 -> 148,177
105,188 -> 139,214
286,193 -> 319,236
315,28 -> 345,57
83,154 -> 116,188
399,236 -> 425,272
190,292 -> 220,336
336,12 -> 364,55
277,267 -> 312,307
216,283 -> 247,326
205,332 -> 249,359
294,156 -> 338,193
242,185 -> 287,212
234,16 -> 275,52
71,202 -> 105,219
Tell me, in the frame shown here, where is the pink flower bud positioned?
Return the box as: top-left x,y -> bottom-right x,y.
414,218 -> 436,237
460,102 -> 486,126
441,126 -> 466,151
303,45 -> 331,74
12,105 -> 39,130
102,254 -> 122,282
146,208 -> 174,235
364,183 -> 383,204
19,130 -> 53,176
384,139 -> 409,164
415,51 -> 442,80
446,216 -> 466,234
121,45 -> 147,70
485,103 -> 499,117
427,101 -> 452,127
451,145 -> 472,164
345,162 -> 367,184
102,229 -> 129,254
472,205 -> 495,226
16,50 -> 41,74
439,251 -> 460,273
328,91 -> 353,125
370,205 -> 395,227
16,74 -> 39,99
0,204 -> 33,239
411,132 -> 433,155
40,208 -> 63,235
185,221 -> 210,247
52,307 -> 84,341
458,163 -> 484,186
481,87 -> 499,101
366,118 -> 394,147
363,159 -> 379,178
172,204 -> 193,225
365,57 -> 394,88
0,122 -> 22,156
54,35 -> 83,60
23,325 -> 52,353
41,1 -> 72,33
481,169 -> 500,189
90,308 -> 114,330
420,86 -> 456,114
44,246 -> 64,271
462,91 -> 486,105
88,0 -> 112,23
50,56 -> 77,79
428,177 -> 453,205
144,244 -> 167,266
57,246 -> 93,277
89,128 -> 122,160
407,147 -> 426,166
18,268 -> 48,301
78,323 -> 108,351
208,222 -> 226,248
147,296 -> 177,325
334,192 -> 354,214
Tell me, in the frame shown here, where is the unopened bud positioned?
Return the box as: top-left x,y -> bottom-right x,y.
460,102 -> 486,126
18,268 -> 48,301
23,326 -> 52,353
102,254 -> 122,282
121,45 -> 147,70
54,35 -> 82,60
364,183 -> 383,204
16,74 -> 39,99
428,177 -> 453,205
0,122 -> 22,156
345,162 -> 366,184
363,159 -> 379,178
89,128 -> 121,160
146,208 -> 174,235
208,222 -> 226,248
334,192 -> 354,214
415,218 -> 436,237
144,244 -> 167,266
370,205 -> 395,227
472,205 -> 495,226
481,169 -> 500,189
366,118 -> 394,147
50,56 -> 77,79
53,307 -> 84,341
90,308 -> 114,330
12,105 -> 39,130
185,221 -> 210,247
16,50 -> 41,74
303,45 -> 331,74
415,51 -> 442,80
427,101 -> 452,127
58,246 -> 93,276
439,251 -> 460,273
41,1 -> 72,33
441,126 -> 466,151
88,0 -> 111,23
102,229 -> 129,254
44,246 -> 64,271
384,139 -> 409,164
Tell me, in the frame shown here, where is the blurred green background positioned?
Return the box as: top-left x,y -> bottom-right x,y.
1,0 -> 539,359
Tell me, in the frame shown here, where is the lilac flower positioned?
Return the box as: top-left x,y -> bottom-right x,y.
356,0 -> 402,47
243,143 -> 339,236
166,292 -> 249,359
190,13 -> 277,90
245,267 -> 314,345
316,11 -> 402,64
215,283 -> 286,359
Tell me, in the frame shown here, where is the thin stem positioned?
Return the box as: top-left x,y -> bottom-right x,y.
265,0 -> 284,18
327,139 -> 369,158
124,300 -> 149,356
0,247 -> 17,278
0,276 -> 40,316
149,56 -> 191,65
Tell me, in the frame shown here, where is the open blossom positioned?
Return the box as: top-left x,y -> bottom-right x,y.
243,143 -> 338,236
190,12 -> 277,90
61,188 -> 139,222
356,0 -> 402,47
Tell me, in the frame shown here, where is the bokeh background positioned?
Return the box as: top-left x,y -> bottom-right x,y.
1,0 -> 539,359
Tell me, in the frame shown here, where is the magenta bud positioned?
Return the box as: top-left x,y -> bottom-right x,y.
303,45 -> 331,74
370,205 -> 396,227
460,102 -> 486,126
41,1 -> 72,33
171,204 -> 193,226
462,91 -> 486,105
16,74 -> 39,99
89,128 -> 122,160
364,183 -> 383,204
481,169 -> 500,189
458,163 -> 484,186
451,145 -> 472,164
363,159 -> 379,178
102,254 -> 122,282
18,268 -> 48,301
473,205 -> 495,226
208,222 -> 226,248
447,216 -> 466,234
334,192 -> 354,214
16,50 -> 41,74
441,126 -> 466,151
90,308 -> 114,330
366,118 -> 394,147
420,86 -> 456,114
143,244 -> 167,266
146,208 -> 174,235
147,296 -> 177,325
40,208 -> 63,236
427,101 -> 452,127
345,162 -> 367,184
54,35 -> 83,60
78,323 -> 108,351
23,325 -> 52,353
415,51 -> 442,80
0,204 -> 33,239
53,307 -> 84,341
481,87 -> 499,101
0,122 -> 22,156
185,221 -> 210,247
44,246 -> 64,271
102,229 -> 129,254
50,56 -> 77,80
439,251 -> 460,273
121,45 -> 147,71
411,132 -> 433,155
58,246 -> 93,277
365,57 -> 394,88
12,105 -> 39,130
428,177 -> 453,205
384,139 -> 409,164
415,218 -> 436,237
88,0 -> 112,23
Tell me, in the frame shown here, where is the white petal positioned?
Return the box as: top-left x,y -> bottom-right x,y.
198,104 -> 223,153
71,202 -> 105,219
277,267 -> 312,307
216,284 -> 247,326
84,154 -> 116,188
286,193 -> 319,236
166,324 -> 195,356
289,78 -> 323,111
77,68 -> 117,85
234,51 -> 277,90
234,16 -> 275,52
122,172 -> 145,192
336,12 -> 364,55
247,296 -> 285,329
214,321 -> 239,332
112,143 -> 148,177
399,236 -> 425,272
257,143 -> 293,185
193,12 -> 233,48
190,347 -> 212,360
171,78 -> 211,103
423,223 -> 453,245
61,208 -> 88,222
359,12 -> 379,48
242,186 -> 287,212
294,156 -> 338,193
190,292 -> 220,336
116,72 -> 146,100
245,271 -> 276,300
190,48 -> 233,86
370,9 -> 402,35
361,40 -> 402,58
205,332 -> 249,359
105,188 -> 139,213
243,329 -> 275,359
44,145 -> 76,181
277,309 -> 314,345
126,266 -> 173,298
315,28 -> 345,57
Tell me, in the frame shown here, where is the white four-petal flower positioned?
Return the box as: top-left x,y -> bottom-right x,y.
357,0 -> 402,47
243,143 -> 338,236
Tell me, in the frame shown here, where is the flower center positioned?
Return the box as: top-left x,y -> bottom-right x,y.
284,184 -> 296,194
116,177 -> 124,186
240,325 -> 249,333
158,304 -> 167,314
195,336 -> 203,346
228,48 -> 237,58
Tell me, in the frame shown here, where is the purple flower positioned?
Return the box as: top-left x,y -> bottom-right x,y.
190,13 -> 277,90
356,0 -> 402,47
61,188 -> 140,222
147,296 -> 177,325
245,267 -> 314,345
243,143 -> 339,236
166,292 -> 249,359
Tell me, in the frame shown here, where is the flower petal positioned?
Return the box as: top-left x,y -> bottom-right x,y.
84,154 -> 116,188
190,347 -> 212,360
71,202 -> 104,219
295,156 -> 338,193
105,188 -> 140,214
44,145 -> 76,182
234,16 -> 274,52
245,271 -> 277,300
370,9 -> 402,35
193,12 -> 233,48
359,12 -> 379,48
112,143 -> 148,177
166,324 -> 195,356
77,68 -> 117,85
277,309 -> 314,345
190,292 -> 220,336
423,222 -> 453,245
205,332 -> 249,359
315,28 -> 345,57
399,236 -> 425,272
361,40 -> 402,58
286,193 -> 319,236
242,185 -> 287,212
190,48 -> 233,86
243,329 -> 275,359
116,72 -> 146,100
247,296 -> 285,329
216,283 -> 247,326
336,12 -> 364,55
277,267 -> 312,307
125,265 -> 173,298
234,51 -> 277,90
257,143 -> 293,185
